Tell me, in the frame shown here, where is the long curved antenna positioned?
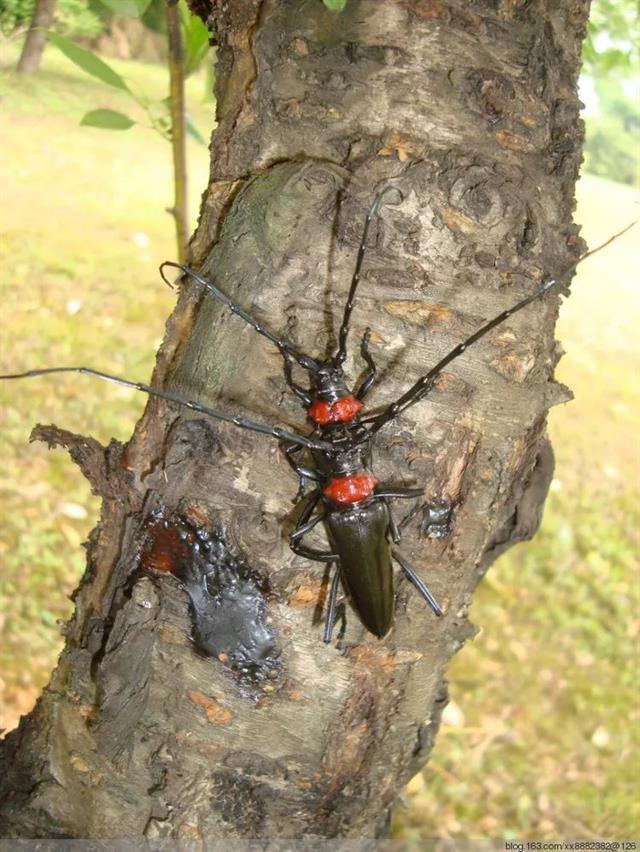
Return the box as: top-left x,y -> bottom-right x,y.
365,221 -> 636,437
333,185 -> 401,367
0,367 -> 334,453
160,261 -> 320,374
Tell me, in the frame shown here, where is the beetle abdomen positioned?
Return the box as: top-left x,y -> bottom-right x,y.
325,501 -> 394,638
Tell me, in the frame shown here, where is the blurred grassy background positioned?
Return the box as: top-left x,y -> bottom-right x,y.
0,34 -> 638,841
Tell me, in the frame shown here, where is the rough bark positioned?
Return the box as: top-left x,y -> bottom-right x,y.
0,0 -> 589,840
16,0 -> 57,74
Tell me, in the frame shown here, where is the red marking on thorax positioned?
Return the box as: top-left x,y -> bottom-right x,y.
323,473 -> 378,505
308,394 -> 363,426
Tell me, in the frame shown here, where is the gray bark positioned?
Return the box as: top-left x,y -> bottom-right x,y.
0,0 -> 588,839
17,0 -> 57,74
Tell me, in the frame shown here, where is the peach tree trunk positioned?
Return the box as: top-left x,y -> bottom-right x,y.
0,0 -> 588,840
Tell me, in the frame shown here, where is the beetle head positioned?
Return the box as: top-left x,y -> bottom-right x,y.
310,362 -> 351,403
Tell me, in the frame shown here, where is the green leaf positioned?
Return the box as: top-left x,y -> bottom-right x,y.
80,109 -> 136,130
185,114 -> 206,146
97,0 -> 153,17
47,32 -> 129,91
323,0 -> 347,10
599,48 -> 631,73
179,0 -> 211,77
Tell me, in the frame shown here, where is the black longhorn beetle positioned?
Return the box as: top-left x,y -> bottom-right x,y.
0,189 -> 631,642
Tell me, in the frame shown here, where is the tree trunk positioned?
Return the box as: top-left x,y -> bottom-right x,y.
16,0 -> 57,75
0,0 -> 589,839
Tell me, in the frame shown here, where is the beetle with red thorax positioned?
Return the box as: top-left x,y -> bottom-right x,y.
164,186 -> 445,641
155,185 -> 574,641
158,195 -> 624,641
3,186 -> 623,641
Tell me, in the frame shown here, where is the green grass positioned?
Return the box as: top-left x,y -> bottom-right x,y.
0,38 -> 638,840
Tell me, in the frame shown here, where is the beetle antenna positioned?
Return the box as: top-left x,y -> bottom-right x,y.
0,367 -> 335,453
365,220 -> 636,436
333,185 -> 401,367
160,261 -> 320,374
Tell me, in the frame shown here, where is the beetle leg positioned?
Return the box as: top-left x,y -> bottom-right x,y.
374,487 -> 423,500
382,499 -> 402,545
392,549 -> 442,617
323,567 -> 342,644
290,510 -> 325,544
398,501 -> 421,532
355,327 -> 378,400
291,489 -> 322,528
289,519 -> 337,561
290,542 -> 337,563
289,497 -> 341,636
284,442 -> 306,499
283,354 -> 312,406
289,492 -> 337,563
284,442 -> 320,501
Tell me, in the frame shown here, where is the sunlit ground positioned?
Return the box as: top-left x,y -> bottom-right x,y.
0,40 -> 638,840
